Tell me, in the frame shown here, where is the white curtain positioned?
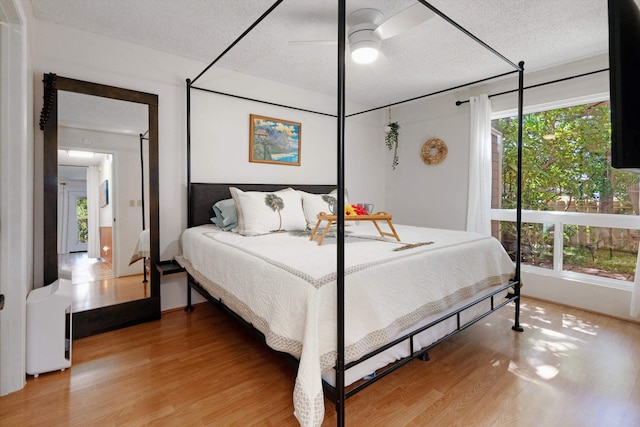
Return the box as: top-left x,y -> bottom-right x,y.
632,254 -> 640,317
57,184 -> 67,253
86,166 -> 101,258
466,94 -> 492,235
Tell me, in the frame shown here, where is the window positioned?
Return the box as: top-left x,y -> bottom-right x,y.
491,101 -> 640,284
76,196 -> 88,245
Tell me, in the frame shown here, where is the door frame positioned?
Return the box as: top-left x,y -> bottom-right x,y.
0,0 -> 30,396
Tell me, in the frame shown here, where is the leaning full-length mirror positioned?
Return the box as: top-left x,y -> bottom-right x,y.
41,74 -> 159,338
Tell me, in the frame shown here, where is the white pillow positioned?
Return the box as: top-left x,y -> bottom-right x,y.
298,189 -> 349,229
230,187 -> 307,236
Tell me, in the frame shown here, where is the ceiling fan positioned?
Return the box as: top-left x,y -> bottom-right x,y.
289,3 -> 435,64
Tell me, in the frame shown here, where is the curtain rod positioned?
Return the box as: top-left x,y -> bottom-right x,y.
455,68 -> 609,106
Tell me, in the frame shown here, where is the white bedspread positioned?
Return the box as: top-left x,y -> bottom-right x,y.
175,222 -> 515,427
128,229 -> 149,265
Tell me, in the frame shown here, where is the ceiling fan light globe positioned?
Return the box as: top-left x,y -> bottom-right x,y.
351,45 -> 379,64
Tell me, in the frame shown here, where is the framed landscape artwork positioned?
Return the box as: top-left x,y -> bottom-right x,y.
249,114 -> 301,166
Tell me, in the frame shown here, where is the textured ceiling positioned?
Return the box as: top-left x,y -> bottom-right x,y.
58,91 -> 148,134
57,92 -> 147,170
32,0 -> 610,108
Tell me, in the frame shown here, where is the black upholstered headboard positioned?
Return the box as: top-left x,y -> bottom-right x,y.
189,183 -> 336,227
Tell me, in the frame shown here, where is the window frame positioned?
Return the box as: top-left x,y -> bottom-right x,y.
491,92 -> 636,292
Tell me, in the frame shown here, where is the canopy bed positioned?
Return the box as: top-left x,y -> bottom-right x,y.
178,1 -> 525,426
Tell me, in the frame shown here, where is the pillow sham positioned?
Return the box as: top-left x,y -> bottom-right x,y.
230,187 -> 307,236
210,198 -> 238,231
298,189 -> 349,229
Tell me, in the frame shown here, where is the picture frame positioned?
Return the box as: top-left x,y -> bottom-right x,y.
249,114 -> 301,166
100,179 -> 109,207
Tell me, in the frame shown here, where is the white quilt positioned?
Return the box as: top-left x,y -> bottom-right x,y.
175,222 -> 515,427
128,229 -> 150,265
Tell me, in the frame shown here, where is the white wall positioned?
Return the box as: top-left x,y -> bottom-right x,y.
190,90 -> 337,184
189,90 -> 386,208
28,9 -> 385,311
384,93 -> 471,229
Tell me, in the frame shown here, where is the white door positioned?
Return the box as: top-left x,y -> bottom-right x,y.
66,191 -> 88,253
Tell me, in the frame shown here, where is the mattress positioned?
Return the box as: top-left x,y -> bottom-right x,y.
175,222 -> 515,427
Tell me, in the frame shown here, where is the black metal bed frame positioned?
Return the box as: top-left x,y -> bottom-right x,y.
184,1 -> 526,425
139,130 -> 148,284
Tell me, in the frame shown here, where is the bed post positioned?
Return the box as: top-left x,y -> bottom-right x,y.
186,78 -> 192,228
335,0 -> 347,425
183,2 -> 283,313
139,132 -> 148,284
185,78 -> 194,313
512,61 -> 525,333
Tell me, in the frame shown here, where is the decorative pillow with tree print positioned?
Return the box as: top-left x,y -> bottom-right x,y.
297,189 -> 349,229
230,187 -> 307,236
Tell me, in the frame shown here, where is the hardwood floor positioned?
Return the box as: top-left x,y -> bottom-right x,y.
2,297 -> 639,426
58,253 -> 149,312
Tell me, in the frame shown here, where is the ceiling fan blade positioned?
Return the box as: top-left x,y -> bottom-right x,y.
374,3 -> 435,40
288,40 -> 337,47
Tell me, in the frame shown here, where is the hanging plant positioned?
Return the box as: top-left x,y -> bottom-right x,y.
385,121 -> 400,170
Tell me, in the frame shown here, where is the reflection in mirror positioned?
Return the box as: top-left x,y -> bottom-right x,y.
56,92 -> 150,312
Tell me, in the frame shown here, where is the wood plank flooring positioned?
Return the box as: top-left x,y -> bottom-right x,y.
2,297 -> 639,426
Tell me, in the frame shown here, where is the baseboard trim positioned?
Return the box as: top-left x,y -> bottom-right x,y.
162,302 -> 207,314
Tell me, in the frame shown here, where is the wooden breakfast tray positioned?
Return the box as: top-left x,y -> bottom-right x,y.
309,212 -> 400,245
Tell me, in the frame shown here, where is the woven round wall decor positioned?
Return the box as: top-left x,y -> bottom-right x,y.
421,138 -> 448,165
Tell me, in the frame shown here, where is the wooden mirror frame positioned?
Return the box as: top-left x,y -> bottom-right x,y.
41,74 -> 160,338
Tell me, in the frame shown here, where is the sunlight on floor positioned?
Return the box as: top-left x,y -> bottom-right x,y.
535,364 -> 559,380
562,313 -> 599,336
506,301 -> 603,384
